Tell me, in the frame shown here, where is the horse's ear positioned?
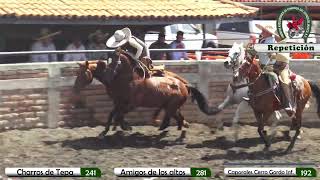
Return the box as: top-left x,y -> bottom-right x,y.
85,61 -> 89,68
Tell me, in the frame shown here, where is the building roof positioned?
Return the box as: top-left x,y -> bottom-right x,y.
0,0 -> 258,24
233,0 -> 320,2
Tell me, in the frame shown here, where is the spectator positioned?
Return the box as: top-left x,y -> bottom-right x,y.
30,28 -> 60,62
170,31 -> 188,60
63,36 -> 87,61
87,30 -> 109,60
149,32 -> 170,60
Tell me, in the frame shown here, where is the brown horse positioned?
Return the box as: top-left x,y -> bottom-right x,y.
238,58 -> 320,153
74,53 -> 219,137
73,55 -> 190,131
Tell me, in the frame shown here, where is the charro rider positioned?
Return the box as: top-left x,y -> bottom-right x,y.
255,24 -> 281,69
106,27 -> 152,72
273,53 -> 295,115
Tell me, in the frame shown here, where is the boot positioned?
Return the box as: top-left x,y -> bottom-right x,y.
282,83 -> 295,115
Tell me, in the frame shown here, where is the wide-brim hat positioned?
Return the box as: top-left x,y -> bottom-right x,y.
35,28 -> 61,41
106,27 -> 131,48
274,53 -> 291,63
88,30 -> 109,41
255,24 -> 279,37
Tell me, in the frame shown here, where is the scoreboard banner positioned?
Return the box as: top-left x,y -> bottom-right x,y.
5,167 -> 101,177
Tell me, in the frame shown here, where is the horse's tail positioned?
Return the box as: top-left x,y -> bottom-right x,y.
308,80 -> 320,118
187,85 -> 221,115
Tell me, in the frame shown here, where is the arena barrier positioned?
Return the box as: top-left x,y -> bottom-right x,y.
0,60 -> 319,131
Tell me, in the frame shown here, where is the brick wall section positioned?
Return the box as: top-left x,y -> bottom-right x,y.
0,89 -> 48,130
0,60 -> 319,131
0,69 -> 48,80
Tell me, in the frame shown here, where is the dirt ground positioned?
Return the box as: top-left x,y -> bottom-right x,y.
0,123 -> 319,180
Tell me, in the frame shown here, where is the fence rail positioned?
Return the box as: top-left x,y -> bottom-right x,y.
0,48 -> 231,56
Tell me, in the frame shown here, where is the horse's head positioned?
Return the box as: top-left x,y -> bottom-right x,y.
238,58 -> 261,82
224,42 -> 246,80
73,61 -> 95,93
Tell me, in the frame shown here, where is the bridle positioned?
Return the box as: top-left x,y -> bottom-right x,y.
228,46 -> 242,75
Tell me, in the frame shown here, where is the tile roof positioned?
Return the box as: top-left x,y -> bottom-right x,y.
233,0 -> 320,2
0,0 -> 258,21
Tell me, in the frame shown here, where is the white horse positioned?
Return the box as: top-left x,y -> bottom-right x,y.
215,42 -> 282,141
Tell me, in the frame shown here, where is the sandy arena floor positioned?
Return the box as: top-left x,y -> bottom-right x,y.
0,123 -> 319,180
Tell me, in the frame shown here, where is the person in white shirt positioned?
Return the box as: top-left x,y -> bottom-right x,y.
30,28 -> 60,62
255,24 -> 281,68
63,37 -> 87,61
170,31 -> 188,60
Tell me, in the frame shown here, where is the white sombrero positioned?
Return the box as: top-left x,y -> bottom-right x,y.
106,28 -> 131,48
255,24 -> 279,36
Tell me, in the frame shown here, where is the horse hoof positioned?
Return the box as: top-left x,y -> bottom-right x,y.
98,131 -> 107,139
183,122 -> 190,128
263,146 -> 270,152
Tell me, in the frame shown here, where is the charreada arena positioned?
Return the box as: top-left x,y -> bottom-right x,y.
1,0 -> 320,179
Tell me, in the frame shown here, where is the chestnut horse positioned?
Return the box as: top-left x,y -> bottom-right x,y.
74,53 -> 219,137
73,56 -> 190,131
238,58 -> 320,153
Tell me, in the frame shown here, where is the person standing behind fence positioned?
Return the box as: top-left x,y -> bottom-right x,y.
87,30 -> 109,60
30,28 -> 60,62
63,36 -> 87,61
149,32 -> 170,60
170,31 -> 188,60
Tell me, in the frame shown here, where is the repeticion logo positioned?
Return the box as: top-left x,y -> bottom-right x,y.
276,6 -> 312,41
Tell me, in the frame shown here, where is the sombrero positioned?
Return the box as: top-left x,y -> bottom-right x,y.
88,30 -> 109,41
274,53 -> 291,63
106,28 -> 131,48
255,24 -> 279,36
35,28 -> 61,41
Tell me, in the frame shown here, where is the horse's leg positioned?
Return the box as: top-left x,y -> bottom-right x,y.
255,111 -> 270,150
173,110 -> 185,130
269,111 -> 281,143
232,101 -> 248,142
285,104 -> 304,153
159,102 -> 178,131
152,108 -> 163,126
159,111 -> 172,131
98,108 -> 116,138
215,96 -> 232,130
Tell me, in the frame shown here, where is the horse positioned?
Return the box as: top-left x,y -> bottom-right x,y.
217,42 -> 281,141
73,54 -> 191,131
238,57 -> 320,153
73,53 -> 219,137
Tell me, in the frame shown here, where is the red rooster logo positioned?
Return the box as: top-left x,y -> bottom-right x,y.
287,16 -> 304,31
287,16 -> 304,38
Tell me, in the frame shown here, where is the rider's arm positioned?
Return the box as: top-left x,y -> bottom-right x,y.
128,38 -> 143,59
